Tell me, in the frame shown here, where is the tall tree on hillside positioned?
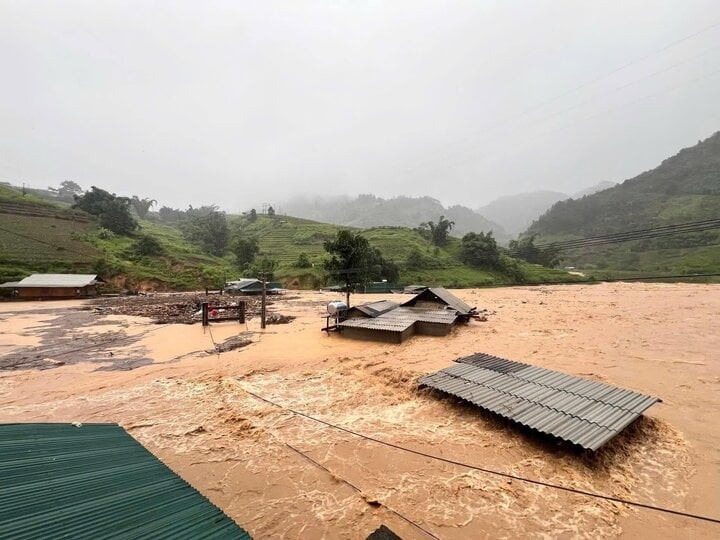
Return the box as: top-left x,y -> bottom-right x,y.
508,235 -> 562,268
460,231 -> 501,268
73,186 -> 137,235
231,236 -> 260,270
417,215 -> 455,246
130,196 -> 157,219
49,180 -> 83,202
323,230 -> 373,306
181,206 -> 229,256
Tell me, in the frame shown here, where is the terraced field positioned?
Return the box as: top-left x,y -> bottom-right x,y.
0,213 -> 98,269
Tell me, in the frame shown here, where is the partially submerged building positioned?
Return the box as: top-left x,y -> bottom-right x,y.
224,278 -> 283,295
0,273 -> 102,299
336,288 -> 476,343
401,287 -> 475,321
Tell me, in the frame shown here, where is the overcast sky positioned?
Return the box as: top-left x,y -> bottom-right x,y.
1,1 -> 719,212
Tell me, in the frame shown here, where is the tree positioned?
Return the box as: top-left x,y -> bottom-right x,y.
323,230 -> 373,306
231,236 -> 260,270
267,206 -> 275,216
248,208 -> 258,222
130,196 -> 157,219
508,235 -> 562,268
295,252 -> 312,268
181,206 -> 229,256
73,186 -> 137,235
460,231 -> 501,268
369,247 -> 400,283
405,247 -> 427,270
249,256 -> 278,281
157,206 -> 184,223
416,215 -> 455,246
100,198 -> 138,235
49,180 -> 83,202
133,235 -> 164,257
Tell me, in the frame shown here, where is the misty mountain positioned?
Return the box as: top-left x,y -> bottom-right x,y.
476,191 -> 568,237
571,181 -> 616,199
476,181 -> 618,237
281,194 -> 508,241
527,131 -> 720,238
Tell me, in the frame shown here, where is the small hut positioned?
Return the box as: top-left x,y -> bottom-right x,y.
6,274 -> 102,300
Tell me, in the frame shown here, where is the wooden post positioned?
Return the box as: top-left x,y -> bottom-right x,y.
239,301 -> 245,324
260,275 -> 267,329
201,302 -> 209,327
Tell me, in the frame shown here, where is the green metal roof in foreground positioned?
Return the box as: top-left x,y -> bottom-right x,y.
0,423 -> 251,539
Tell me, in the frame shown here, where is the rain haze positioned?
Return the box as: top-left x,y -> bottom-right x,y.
1,0 -> 719,212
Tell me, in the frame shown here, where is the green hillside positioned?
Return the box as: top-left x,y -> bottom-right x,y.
525,132 -> 720,275
1,184 -> 573,289
241,214 -> 573,287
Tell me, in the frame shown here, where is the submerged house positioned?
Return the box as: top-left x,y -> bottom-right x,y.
337,288 -> 476,343
401,287 -> 475,322
224,278 -> 283,295
1,273 -> 102,299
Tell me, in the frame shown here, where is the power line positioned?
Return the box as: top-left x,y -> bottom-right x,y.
236,383 -> 720,526
391,21 -> 720,176
509,219 -> 720,255
284,443 -> 439,539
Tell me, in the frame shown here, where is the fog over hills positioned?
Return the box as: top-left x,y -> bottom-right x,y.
476,181 -> 618,236
281,194 -> 509,242
528,131 -> 720,237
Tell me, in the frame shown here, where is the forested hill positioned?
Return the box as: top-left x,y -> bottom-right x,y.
527,132 -> 720,238
282,194 -> 509,242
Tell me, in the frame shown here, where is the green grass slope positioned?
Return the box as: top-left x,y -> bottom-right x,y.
1,183 -> 573,289
525,132 -> 720,275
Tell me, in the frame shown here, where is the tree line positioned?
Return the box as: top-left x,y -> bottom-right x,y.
67,183 -> 560,288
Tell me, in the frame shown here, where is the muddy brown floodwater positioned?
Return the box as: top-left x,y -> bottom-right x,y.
1,283 -> 718,539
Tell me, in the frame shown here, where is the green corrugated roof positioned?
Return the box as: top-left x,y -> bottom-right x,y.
0,423 -> 251,539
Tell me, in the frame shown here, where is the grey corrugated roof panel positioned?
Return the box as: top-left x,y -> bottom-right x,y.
339,318 -> 413,332
421,353 -> 661,450
352,300 -> 400,317
17,274 -> 99,288
458,353 -> 526,373
426,288 -> 474,314
401,287 -> 475,315
0,423 -> 251,539
379,307 -> 458,325
444,364 -> 501,385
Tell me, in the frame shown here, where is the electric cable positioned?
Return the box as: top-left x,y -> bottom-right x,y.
237,383 -> 720,526
284,443 -> 440,539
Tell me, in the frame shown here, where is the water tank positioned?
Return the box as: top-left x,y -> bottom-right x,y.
327,301 -> 348,315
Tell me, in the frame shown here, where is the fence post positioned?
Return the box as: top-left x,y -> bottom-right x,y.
201,302 -> 209,327
238,301 -> 245,324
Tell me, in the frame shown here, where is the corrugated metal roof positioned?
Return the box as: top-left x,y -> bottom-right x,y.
17,274 -> 99,288
419,353 -> 661,450
339,306 -> 457,334
386,307 -> 458,324
401,287 -> 475,316
339,317 -> 414,333
0,423 -> 251,539
352,300 -> 400,317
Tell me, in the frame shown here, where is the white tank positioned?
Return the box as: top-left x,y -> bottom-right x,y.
327,301 -> 348,315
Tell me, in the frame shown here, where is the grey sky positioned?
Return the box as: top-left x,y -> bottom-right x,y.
1,1 -> 719,212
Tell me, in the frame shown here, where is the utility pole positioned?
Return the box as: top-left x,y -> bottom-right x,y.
260,272 -> 267,329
